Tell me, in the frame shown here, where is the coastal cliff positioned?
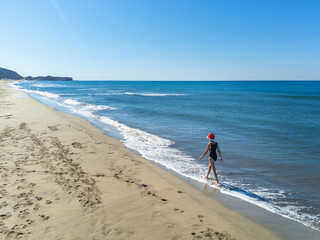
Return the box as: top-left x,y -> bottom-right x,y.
0,67 -> 23,80
0,67 -> 72,81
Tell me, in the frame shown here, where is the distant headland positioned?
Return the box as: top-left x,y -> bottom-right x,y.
0,67 -> 73,81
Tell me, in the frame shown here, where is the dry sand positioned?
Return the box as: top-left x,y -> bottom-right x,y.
0,81 -> 281,240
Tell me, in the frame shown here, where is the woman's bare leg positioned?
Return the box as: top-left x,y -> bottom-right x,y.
204,164 -> 212,179
208,158 -> 219,184
212,163 -> 219,184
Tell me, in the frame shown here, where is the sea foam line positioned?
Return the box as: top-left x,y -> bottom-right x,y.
124,92 -> 186,96
87,92 -> 187,96
64,98 -> 118,111
9,82 -> 117,112
9,83 -> 61,99
33,83 -> 67,88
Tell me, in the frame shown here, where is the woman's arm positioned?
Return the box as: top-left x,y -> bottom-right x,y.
217,143 -> 223,162
199,144 -> 210,159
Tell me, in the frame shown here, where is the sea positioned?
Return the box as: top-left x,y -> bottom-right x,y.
9,80 -> 320,233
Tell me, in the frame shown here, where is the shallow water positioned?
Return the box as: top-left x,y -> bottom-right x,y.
10,80 -> 320,232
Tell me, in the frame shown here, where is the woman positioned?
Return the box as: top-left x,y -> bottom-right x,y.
199,133 -> 223,185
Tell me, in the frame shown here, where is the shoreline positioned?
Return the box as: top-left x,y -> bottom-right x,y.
0,81 -> 281,239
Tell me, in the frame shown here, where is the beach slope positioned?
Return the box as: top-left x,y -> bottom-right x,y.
0,81 -> 280,240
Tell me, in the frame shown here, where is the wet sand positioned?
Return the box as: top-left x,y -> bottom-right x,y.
0,81 -> 281,239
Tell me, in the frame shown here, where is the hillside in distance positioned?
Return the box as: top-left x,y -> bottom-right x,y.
0,67 -> 23,79
0,67 -> 72,81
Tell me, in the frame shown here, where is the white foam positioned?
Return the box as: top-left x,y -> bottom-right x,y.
10,83 -> 117,114
32,83 -> 66,88
90,92 -> 123,96
89,92 -> 186,97
98,116 -> 198,175
76,88 -> 99,91
69,107 -> 96,118
64,98 -> 81,105
28,90 -> 60,99
13,88 -> 61,99
205,182 -> 320,231
251,188 -> 286,200
7,81 -> 25,90
64,98 -> 117,111
9,82 -> 61,99
125,92 -> 186,97
84,104 -> 117,111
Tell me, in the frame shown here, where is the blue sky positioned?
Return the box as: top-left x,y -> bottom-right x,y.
0,0 -> 319,80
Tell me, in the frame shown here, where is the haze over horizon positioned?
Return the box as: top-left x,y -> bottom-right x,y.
1,0 -> 319,80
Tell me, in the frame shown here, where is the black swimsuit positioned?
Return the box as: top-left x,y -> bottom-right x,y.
209,142 -> 217,161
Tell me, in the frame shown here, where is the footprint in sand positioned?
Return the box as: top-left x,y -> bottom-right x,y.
18,209 -> 30,219
174,208 -> 185,213
13,203 -> 21,211
197,215 -> 205,223
26,219 -> 34,225
48,125 -> 58,131
95,174 -> 105,177
0,212 -> 12,219
33,204 -> 40,211
0,201 -> 8,209
19,123 -> 27,130
17,192 -> 27,198
72,142 -> 82,149
130,159 -> 141,165
192,228 -> 234,240
39,214 -> 50,221
23,199 -> 34,207
0,189 -> 8,196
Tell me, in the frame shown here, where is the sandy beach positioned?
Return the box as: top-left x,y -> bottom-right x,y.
0,81 -> 281,239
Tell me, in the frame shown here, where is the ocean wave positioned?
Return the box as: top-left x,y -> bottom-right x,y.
31,90 -> 60,99
76,88 -> 100,91
124,92 -> 186,97
274,94 -> 320,101
15,88 -> 61,99
32,83 -> 66,88
86,92 -> 186,97
8,82 -> 61,99
98,116 -> 197,170
9,83 -> 117,113
88,92 -> 124,96
204,181 -> 320,231
7,81 -> 26,90
64,98 -> 81,105
32,90 -> 60,99
64,98 -> 118,111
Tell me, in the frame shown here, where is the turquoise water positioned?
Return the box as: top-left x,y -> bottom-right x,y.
10,80 -> 320,231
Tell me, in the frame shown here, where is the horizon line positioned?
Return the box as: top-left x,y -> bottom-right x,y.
74,79 -> 320,81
